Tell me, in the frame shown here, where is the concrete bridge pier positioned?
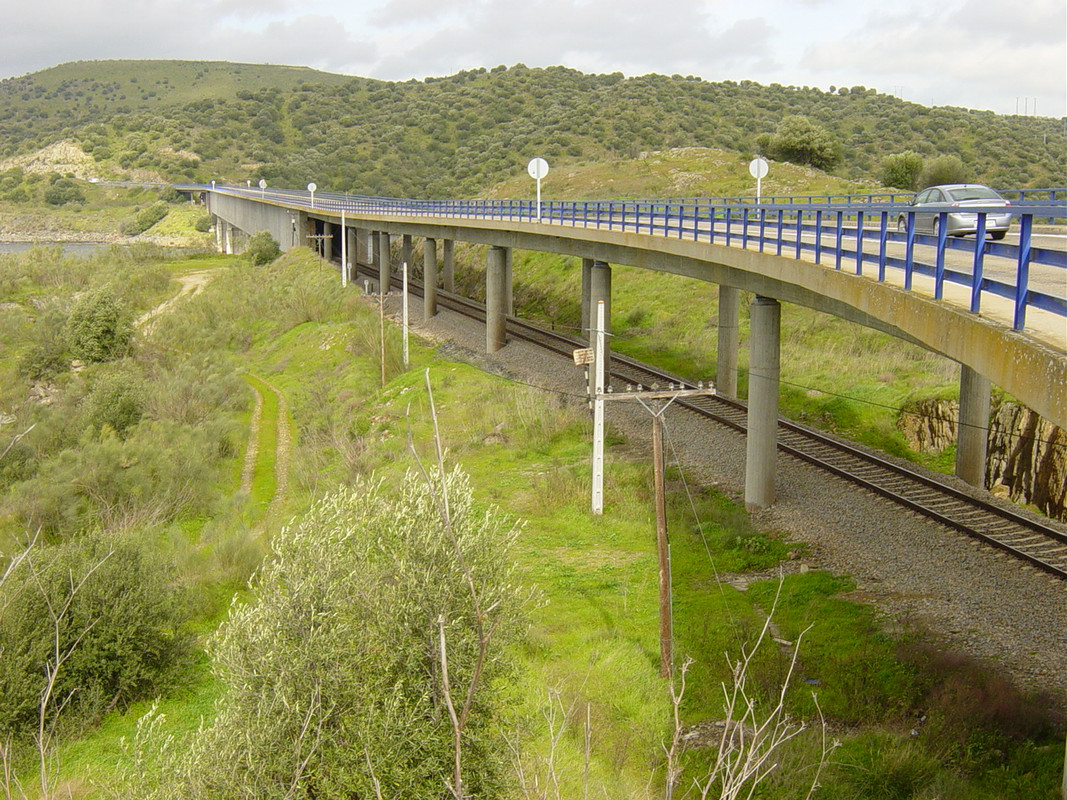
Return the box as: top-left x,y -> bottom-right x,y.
224,221 -> 234,255
487,246 -> 510,352
376,232 -> 390,293
745,296 -> 781,511
589,260 -> 612,399
424,238 -> 438,319
581,258 -> 593,336
506,247 -> 514,315
346,227 -> 357,283
323,222 -> 334,262
354,229 -> 368,268
402,235 -> 413,275
717,285 -> 740,398
442,239 -> 455,292
956,365 -> 991,487
214,216 -> 223,253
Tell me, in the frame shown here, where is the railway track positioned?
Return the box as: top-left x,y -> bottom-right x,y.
367,270 -> 1067,580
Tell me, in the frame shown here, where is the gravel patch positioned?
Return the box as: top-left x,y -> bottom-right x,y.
400,295 -> 1067,707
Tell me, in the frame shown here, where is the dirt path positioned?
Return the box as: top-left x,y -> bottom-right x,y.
136,269 -> 219,334
242,373 -> 292,512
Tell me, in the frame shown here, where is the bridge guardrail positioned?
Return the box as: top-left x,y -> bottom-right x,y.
199,185 -> 1066,340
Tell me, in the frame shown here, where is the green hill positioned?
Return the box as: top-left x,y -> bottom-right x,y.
1,61 -> 1064,198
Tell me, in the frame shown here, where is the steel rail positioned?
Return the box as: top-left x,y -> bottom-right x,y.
380,273 -> 1067,580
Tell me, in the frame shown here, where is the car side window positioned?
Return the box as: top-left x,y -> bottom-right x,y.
929,189 -> 945,203
914,190 -> 931,204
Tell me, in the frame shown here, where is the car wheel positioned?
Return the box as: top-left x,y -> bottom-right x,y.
932,218 -> 941,238
990,230 -> 1006,241
897,216 -> 908,234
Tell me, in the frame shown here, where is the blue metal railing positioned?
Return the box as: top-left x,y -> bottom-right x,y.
203,184 -> 1067,339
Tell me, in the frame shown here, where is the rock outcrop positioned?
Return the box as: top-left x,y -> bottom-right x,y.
898,398 -> 1066,520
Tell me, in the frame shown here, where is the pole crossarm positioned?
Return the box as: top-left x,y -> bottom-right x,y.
600,387 -> 716,403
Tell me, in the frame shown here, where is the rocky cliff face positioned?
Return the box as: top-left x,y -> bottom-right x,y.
898,398 -> 1066,521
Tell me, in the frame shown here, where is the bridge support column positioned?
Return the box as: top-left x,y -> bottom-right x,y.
745,296 -> 781,511
377,232 -> 390,293
442,239 -> 455,292
224,222 -> 234,255
322,222 -> 334,262
486,246 -> 509,352
955,365 -> 991,488
589,260 -> 612,399
290,213 -> 304,249
581,258 -> 593,336
402,235 -> 412,273
346,227 -> 357,282
214,216 -> 223,253
369,232 -> 380,289
506,248 -> 514,315
356,229 -> 370,267
716,285 -> 740,399
424,238 -> 438,319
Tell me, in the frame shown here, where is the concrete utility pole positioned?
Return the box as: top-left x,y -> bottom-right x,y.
591,300 -> 606,515
340,210 -> 347,288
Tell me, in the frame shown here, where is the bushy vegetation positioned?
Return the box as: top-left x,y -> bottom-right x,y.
0,62 -> 1063,196
245,230 -> 280,265
756,114 -> 841,170
134,471 -> 526,799
64,286 -> 134,363
119,201 -> 169,235
0,530 -> 191,768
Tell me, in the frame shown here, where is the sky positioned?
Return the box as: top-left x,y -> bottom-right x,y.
2,0 -> 1065,118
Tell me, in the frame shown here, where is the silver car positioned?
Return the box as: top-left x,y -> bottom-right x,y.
897,184 -> 1012,240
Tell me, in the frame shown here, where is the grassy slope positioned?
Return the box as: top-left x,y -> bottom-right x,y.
21,246 -> 1054,799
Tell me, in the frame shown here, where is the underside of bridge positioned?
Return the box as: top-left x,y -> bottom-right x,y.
207,193 -> 1066,511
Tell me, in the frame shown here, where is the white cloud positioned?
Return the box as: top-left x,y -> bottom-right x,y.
798,0 -> 1066,112
0,0 -> 1062,116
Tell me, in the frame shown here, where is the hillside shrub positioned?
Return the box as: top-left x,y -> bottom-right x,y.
145,470 -> 526,799
246,230 -> 280,265
919,155 -> 971,189
759,115 -> 841,171
881,150 -> 924,191
0,530 -> 191,748
64,286 -> 134,363
119,202 -> 169,236
9,419 -> 222,534
42,174 -> 85,206
87,367 -> 145,437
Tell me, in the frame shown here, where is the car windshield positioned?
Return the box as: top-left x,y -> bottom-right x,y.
947,187 -> 1002,202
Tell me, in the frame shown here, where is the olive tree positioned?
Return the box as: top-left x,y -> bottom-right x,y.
760,115 -> 841,171
881,151 -> 924,191
148,469 -> 526,800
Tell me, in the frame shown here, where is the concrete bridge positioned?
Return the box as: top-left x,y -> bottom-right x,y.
200,185 -> 1066,511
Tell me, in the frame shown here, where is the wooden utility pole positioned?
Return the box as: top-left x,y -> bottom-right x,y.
652,412 -> 671,676
579,335 -> 714,677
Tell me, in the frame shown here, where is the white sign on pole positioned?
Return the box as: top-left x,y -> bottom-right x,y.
307,181 -> 317,209
749,157 -> 769,202
527,157 -> 549,223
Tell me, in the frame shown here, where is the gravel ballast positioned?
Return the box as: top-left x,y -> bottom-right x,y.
406,296 -> 1067,706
